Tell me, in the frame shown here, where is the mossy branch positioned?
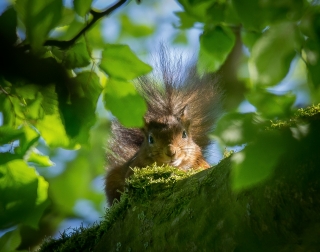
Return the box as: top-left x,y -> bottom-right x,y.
39,105 -> 320,251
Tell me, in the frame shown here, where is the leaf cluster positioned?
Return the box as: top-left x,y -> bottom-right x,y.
0,0 -> 153,250
174,0 -> 320,190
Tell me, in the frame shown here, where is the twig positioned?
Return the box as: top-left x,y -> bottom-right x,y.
24,0 -> 130,50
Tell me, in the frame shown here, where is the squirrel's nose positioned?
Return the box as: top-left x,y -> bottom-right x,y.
166,145 -> 176,157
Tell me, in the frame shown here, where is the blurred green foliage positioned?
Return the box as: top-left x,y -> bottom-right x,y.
0,0 -> 320,250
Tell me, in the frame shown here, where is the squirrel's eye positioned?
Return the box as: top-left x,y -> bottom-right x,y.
182,130 -> 187,139
148,135 -> 154,144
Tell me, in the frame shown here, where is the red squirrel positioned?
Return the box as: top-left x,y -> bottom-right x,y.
105,48 -> 222,205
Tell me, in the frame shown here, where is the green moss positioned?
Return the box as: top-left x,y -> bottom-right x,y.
39,224 -> 100,252
39,164 -> 207,252
126,164 -> 204,202
270,103 -> 320,129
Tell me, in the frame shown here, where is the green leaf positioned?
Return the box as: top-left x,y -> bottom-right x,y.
63,41 -> 91,69
0,153 -> 22,166
103,78 -> 147,127
231,131 -> 289,191
300,7 -> 320,42
0,93 -> 25,127
27,149 -> 54,167
16,125 -> 40,156
100,44 -> 152,81
198,25 -> 235,73
241,30 -> 261,52
0,127 -> 24,145
57,7 -> 76,27
13,84 -> 39,100
213,112 -> 259,146
64,71 -> 102,144
249,23 -> 301,86
0,7 -> 17,45
16,0 -> 63,52
247,90 -> 296,119
13,85 -> 45,120
174,12 -> 197,29
173,31 -> 188,45
25,92 -> 45,120
120,15 -> 154,38
85,19 -> 105,49
40,84 -> 59,115
0,160 -> 49,229
70,71 -> 102,107
231,0 -> 266,31
232,0 -> 304,31
176,0 -> 212,23
206,2 -> 226,25
0,229 -> 21,252
36,114 -> 71,148
73,0 -> 93,17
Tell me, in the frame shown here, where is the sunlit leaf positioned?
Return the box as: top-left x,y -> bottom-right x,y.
103,78 -> 147,127
14,84 -> 39,100
249,23 -> 301,86
0,93 -> 25,127
198,25 -> 235,73
24,92 -> 45,120
100,44 -> 152,80
13,84 -> 45,120
36,114 -> 70,148
0,160 -> 49,229
27,149 -> 54,167
16,124 -> 40,156
16,0 -> 63,52
40,84 -> 59,115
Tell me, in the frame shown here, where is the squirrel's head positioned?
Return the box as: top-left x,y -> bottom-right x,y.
142,105 -> 202,169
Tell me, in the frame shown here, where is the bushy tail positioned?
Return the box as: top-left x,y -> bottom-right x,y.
107,46 -> 223,167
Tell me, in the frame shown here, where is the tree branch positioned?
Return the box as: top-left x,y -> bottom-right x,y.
26,0 -> 129,50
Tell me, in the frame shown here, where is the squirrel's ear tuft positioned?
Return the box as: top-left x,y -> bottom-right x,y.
177,104 -> 189,121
